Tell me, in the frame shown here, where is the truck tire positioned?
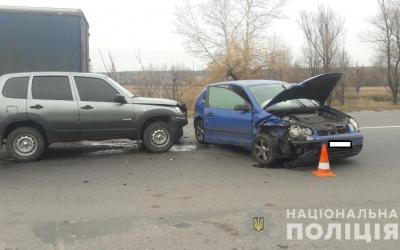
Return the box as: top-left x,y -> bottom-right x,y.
143,122 -> 174,153
6,127 -> 46,162
252,134 -> 279,166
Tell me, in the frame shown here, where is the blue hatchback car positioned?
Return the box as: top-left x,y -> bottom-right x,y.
194,73 -> 363,167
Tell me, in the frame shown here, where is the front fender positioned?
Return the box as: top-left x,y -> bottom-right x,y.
134,105 -> 184,138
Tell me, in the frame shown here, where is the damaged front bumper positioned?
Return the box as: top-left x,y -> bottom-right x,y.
283,132 -> 363,168
169,116 -> 188,142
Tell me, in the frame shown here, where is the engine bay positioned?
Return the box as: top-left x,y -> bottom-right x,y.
272,108 -> 350,136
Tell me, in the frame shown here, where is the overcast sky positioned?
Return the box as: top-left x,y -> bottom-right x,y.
1,0 -> 379,72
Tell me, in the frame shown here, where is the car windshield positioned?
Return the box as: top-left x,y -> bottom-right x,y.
248,84 -> 320,110
106,76 -> 135,97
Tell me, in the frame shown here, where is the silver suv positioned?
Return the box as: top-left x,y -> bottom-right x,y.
0,72 -> 188,161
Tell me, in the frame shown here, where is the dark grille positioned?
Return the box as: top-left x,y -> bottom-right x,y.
317,130 -> 330,136
317,126 -> 348,136
336,128 -> 348,134
328,145 -> 362,158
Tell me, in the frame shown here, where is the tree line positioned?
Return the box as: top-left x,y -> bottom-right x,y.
102,0 -> 400,106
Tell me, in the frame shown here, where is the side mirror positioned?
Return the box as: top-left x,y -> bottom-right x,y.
234,103 -> 251,112
113,94 -> 127,104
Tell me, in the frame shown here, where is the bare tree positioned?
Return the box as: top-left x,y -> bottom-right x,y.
369,0 -> 399,104
389,0 -> 400,104
302,46 -> 320,76
99,50 -> 118,80
134,51 -> 159,97
174,0 -> 287,80
265,37 -> 294,81
299,5 -> 345,74
299,6 -> 346,105
352,63 -> 365,93
134,52 -> 194,101
333,46 -> 350,104
161,66 -> 194,102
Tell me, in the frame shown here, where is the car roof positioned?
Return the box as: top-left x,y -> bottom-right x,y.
0,72 -> 106,79
209,79 -> 288,87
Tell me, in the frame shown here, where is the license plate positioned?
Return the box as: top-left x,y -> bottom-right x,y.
328,141 -> 352,148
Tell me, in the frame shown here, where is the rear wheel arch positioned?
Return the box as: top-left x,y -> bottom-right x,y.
3,120 -> 48,144
5,126 -> 46,161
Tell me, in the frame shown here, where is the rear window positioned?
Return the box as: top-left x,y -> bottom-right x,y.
2,77 -> 29,99
32,76 -> 73,101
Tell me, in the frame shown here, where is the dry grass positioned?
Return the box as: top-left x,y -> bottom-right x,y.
331,87 -> 400,112
125,85 -> 400,113
125,85 -> 204,115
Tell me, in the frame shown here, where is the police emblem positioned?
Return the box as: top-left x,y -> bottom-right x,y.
253,217 -> 264,232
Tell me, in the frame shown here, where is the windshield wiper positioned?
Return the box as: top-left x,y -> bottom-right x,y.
294,100 -> 307,108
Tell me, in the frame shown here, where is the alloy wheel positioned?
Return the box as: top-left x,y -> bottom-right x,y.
195,120 -> 205,142
254,138 -> 270,162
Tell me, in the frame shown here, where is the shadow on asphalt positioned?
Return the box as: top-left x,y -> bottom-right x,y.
288,158 -> 359,172
208,144 -> 314,170
42,145 -> 142,160
0,142 -> 145,165
0,140 -> 360,173
211,144 -> 360,171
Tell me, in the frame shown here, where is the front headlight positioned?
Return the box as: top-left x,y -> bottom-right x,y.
301,127 -> 313,137
349,118 -> 360,132
289,125 -> 313,139
175,106 -> 183,115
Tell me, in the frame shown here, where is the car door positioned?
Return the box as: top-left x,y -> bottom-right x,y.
27,74 -> 80,141
72,76 -> 135,140
204,85 -> 253,146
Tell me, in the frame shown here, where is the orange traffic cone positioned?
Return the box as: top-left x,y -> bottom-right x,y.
313,144 -> 336,177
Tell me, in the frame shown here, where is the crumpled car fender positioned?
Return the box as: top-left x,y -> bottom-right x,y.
253,113 -> 289,139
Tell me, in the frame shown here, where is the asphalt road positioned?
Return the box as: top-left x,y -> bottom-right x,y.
1,110 -> 400,249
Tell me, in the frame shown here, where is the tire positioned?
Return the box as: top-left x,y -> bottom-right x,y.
252,134 -> 279,166
6,127 -> 46,162
143,122 -> 174,153
194,119 -> 206,144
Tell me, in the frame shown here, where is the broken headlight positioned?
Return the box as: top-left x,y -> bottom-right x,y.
175,103 -> 187,116
288,125 -> 313,139
348,118 -> 360,132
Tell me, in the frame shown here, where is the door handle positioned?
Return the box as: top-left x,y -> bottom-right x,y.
30,104 -> 43,109
206,112 -> 214,117
81,105 -> 94,110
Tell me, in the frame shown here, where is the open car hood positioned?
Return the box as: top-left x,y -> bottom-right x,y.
264,73 -> 342,109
